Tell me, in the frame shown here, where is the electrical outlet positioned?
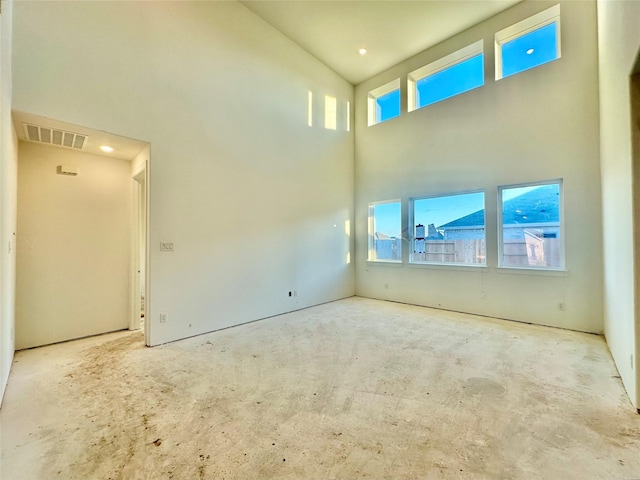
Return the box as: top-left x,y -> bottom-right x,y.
294,290 -> 298,297
159,313 -> 167,323
160,242 -> 174,252
558,302 -> 566,311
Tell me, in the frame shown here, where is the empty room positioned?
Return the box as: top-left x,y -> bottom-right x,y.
0,0 -> 639,479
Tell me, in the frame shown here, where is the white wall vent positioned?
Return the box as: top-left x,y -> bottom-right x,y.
24,123 -> 87,150
56,165 -> 78,176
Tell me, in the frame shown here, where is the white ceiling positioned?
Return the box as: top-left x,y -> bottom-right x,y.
240,0 -> 521,85
13,111 -> 149,162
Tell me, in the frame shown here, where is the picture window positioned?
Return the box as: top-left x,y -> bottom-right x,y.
498,181 -> 564,270
410,191 -> 486,265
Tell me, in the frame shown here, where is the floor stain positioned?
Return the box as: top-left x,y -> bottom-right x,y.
2,298 -> 640,480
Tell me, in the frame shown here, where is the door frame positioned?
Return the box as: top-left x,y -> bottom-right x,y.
131,160 -> 150,345
631,66 -> 640,410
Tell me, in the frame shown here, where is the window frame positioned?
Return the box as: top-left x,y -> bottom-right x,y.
497,179 -> 565,271
408,40 -> 484,112
367,79 -> 401,126
409,190 -> 487,267
495,4 -> 561,80
368,199 -> 402,263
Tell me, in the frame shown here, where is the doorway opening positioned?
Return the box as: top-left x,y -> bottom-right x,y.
13,111 -> 151,349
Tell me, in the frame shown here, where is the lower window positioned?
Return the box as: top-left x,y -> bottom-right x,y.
499,181 -> 563,269
410,192 -> 486,265
368,200 -> 402,262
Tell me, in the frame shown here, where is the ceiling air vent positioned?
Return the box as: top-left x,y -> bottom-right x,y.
24,123 -> 87,150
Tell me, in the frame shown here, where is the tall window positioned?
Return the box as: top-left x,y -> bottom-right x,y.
368,79 -> 401,126
410,192 -> 486,265
495,4 -> 561,80
368,200 -> 402,262
408,40 -> 484,112
499,181 -> 564,269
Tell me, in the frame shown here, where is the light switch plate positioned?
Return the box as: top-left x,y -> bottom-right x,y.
160,242 -> 174,252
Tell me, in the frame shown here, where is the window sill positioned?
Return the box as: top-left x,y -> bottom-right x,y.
496,266 -> 567,277
366,260 -> 403,267
408,262 -> 488,271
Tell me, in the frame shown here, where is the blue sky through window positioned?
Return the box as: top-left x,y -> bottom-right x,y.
416,54 -> 484,109
372,187 -> 553,240
373,202 -> 401,237
414,192 -> 484,231
502,185 -> 545,202
376,89 -> 400,123
502,22 -> 558,78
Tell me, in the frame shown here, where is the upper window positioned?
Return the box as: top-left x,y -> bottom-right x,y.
408,40 -> 484,112
495,4 -> 561,80
410,191 -> 486,265
368,79 -> 401,126
499,181 -> 564,270
368,200 -> 402,262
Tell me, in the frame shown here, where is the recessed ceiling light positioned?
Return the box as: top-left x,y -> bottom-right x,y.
526,48 -> 534,55
358,48 -> 367,56
100,145 -> 114,153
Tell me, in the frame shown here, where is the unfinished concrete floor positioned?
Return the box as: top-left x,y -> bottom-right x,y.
1,297 -> 639,480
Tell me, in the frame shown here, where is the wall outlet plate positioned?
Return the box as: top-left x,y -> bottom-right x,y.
160,242 -> 174,252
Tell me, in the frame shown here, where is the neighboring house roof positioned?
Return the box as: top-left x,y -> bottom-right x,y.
438,184 -> 559,229
438,210 -> 486,229
426,223 -> 443,239
375,232 -> 400,240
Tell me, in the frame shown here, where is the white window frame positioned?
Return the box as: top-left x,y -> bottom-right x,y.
497,179 -> 565,271
408,40 -> 484,113
409,190 -> 487,267
367,78 -> 401,127
368,199 -> 402,263
495,4 -> 561,80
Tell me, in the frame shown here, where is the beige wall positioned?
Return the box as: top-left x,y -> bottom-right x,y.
355,2 -> 603,333
11,1 -> 355,346
16,142 -> 132,349
10,0 -> 631,408
0,0 -> 17,404
597,0 -> 640,409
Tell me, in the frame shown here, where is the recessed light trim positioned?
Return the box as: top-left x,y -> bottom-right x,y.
359,48 -> 367,56
100,145 -> 114,153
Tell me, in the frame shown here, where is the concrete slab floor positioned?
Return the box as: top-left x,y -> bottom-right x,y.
1,297 -> 639,480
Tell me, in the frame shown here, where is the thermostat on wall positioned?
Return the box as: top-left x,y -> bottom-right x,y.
56,165 -> 78,176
